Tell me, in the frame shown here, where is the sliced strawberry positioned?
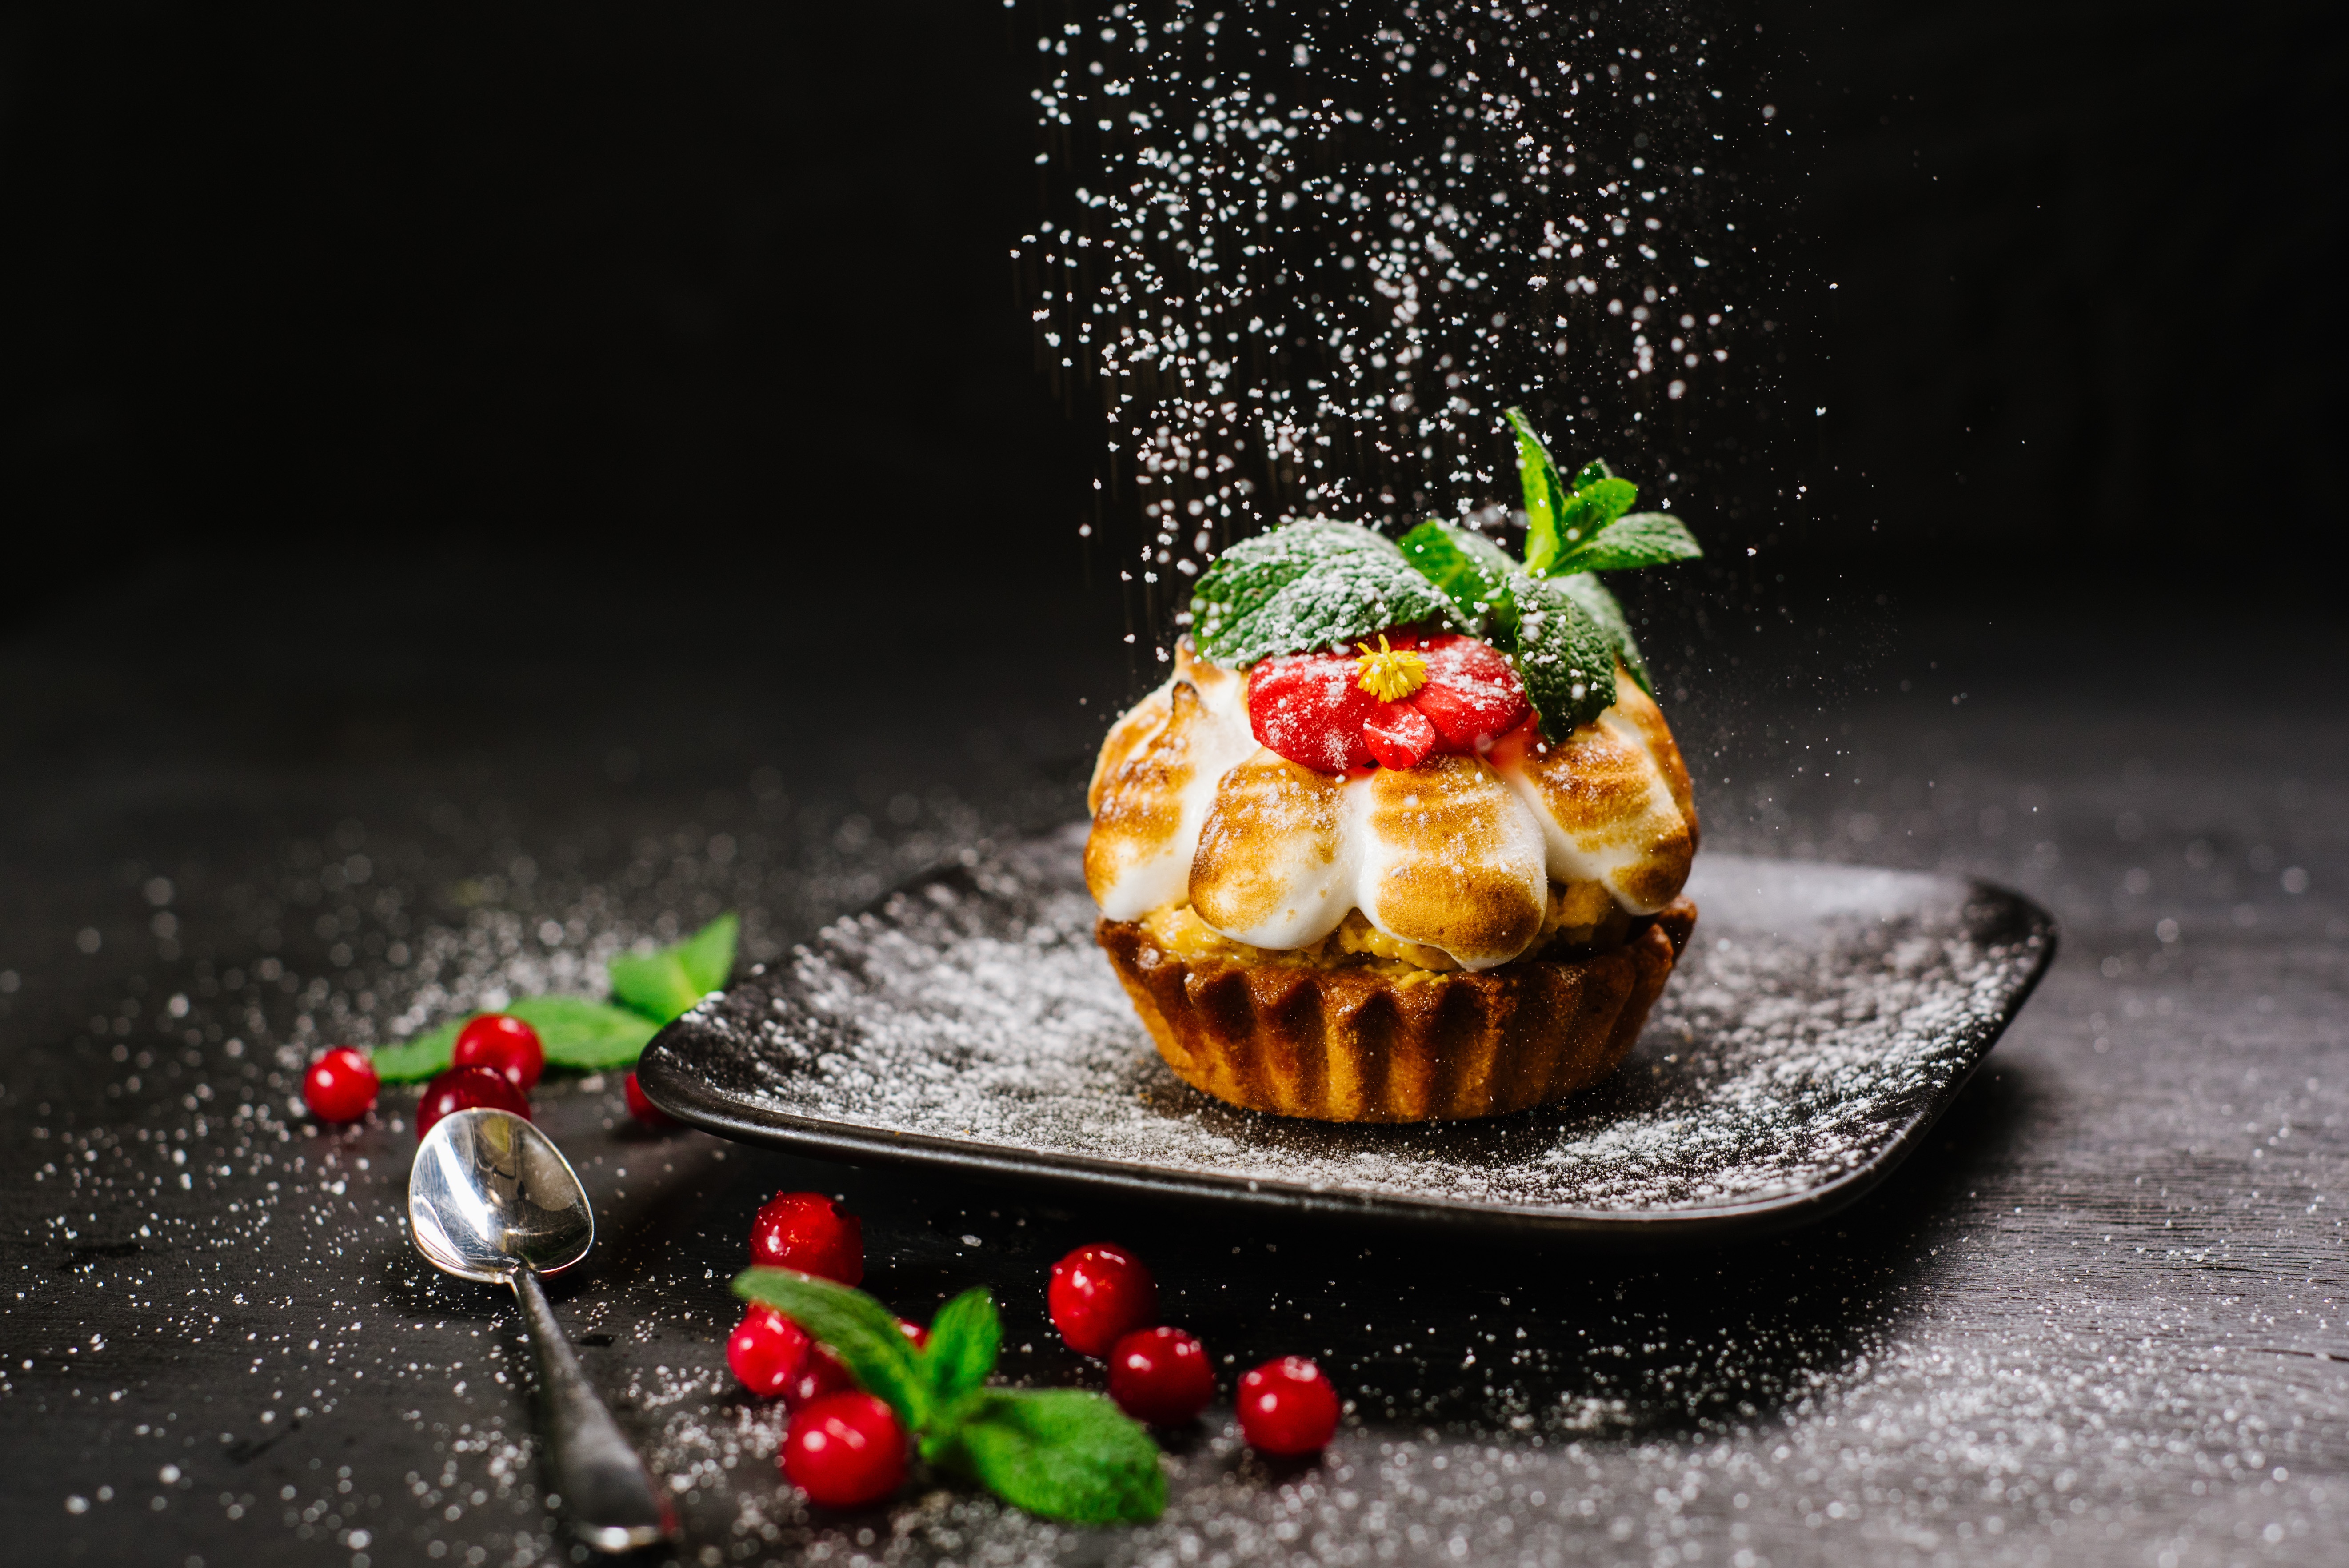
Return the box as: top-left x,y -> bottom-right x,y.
1362,701 -> 1438,770
1248,653 -> 1377,773
1411,634 -> 1530,750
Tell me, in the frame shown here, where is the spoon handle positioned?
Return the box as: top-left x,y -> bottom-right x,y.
510,1263 -> 675,1552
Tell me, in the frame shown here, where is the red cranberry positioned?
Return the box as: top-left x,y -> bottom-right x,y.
301,1047 -> 379,1124
623,1071 -> 677,1128
1362,700 -> 1439,770
782,1391 -> 906,1508
750,1193 -> 863,1285
897,1318 -> 929,1351
1247,653 -> 1379,773
1237,1356 -> 1340,1455
784,1347 -> 856,1411
1047,1243 -> 1158,1358
1107,1326 -> 1214,1425
727,1306 -> 812,1398
451,1013 -> 545,1090
1410,635 -> 1528,748
416,1064 -> 531,1140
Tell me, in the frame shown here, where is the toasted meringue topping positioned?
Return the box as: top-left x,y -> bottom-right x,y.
1085,646 -> 1697,967
1189,750 -> 1351,949
1355,755 -> 1548,968
1082,656 -> 1260,923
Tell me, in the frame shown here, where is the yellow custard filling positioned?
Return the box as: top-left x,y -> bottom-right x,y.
1136,879 -> 1632,976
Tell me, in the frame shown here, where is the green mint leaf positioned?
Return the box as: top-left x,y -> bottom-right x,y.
1504,407 -> 1572,574
507,996 -> 662,1070
1546,477 -> 1639,564
920,1288 -> 1001,1409
1570,457 -> 1616,491
672,912 -> 739,993
1554,511 -> 1701,575
733,1269 -> 930,1430
1397,519 -> 1517,632
1503,573 -> 1618,739
370,996 -> 663,1082
609,913 -> 739,1023
372,910 -> 736,1082
927,1390 -> 1166,1524
1190,520 -> 1462,667
1552,572 -> 1653,698
369,1018 -> 463,1082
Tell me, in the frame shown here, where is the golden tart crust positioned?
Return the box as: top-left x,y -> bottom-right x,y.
1097,897 -> 1696,1123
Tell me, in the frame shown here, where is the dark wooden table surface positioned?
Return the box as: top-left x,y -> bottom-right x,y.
3,561 -> 2342,1567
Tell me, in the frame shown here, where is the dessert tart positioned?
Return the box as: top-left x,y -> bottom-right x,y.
1085,411 -> 1703,1122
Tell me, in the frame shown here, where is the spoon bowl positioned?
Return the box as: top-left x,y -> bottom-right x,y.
409,1106 -> 595,1282
408,1107 -> 673,1552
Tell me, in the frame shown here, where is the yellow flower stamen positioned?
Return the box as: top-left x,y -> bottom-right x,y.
1354,635 -> 1429,703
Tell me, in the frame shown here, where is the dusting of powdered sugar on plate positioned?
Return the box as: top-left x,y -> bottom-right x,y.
646,827 -> 2052,1230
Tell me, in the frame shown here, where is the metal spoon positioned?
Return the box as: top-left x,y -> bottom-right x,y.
407,1107 -> 675,1553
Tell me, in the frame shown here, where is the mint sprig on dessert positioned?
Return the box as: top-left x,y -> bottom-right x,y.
1190,410 -> 1700,741
1190,519 -> 1466,669
370,913 -> 738,1081
736,1268 -> 1168,1524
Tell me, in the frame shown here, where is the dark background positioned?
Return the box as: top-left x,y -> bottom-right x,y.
4,7 -> 2345,1561
3,0 -> 2341,646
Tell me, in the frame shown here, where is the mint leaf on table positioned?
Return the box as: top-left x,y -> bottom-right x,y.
508,997 -> 661,1070
1503,572 -> 1619,739
369,1018 -> 466,1082
609,912 -> 739,1024
920,1287 -> 1000,1409
1397,519 -> 1516,633
731,1273 -> 1163,1524
930,1389 -> 1168,1525
1552,511 -> 1702,575
371,910 -> 738,1081
734,1268 -> 932,1428
1190,520 -> 1463,667
367,996 -> 661,1083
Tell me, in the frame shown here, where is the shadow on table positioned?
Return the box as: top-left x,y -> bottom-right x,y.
854,1058 -> 2042,1444
362,1060 -> 2036,1448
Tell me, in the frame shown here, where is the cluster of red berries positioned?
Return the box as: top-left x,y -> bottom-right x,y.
723,1192 -> 913,1508
300,1013 -> 679,1134
727,1204 -> 1346,1511
300,1013 -> 543,1134
1048,1242 -> 1340,1456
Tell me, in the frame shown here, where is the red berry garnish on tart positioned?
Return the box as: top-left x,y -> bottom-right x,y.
1107,1326 -> 1214,1425
1237,1356 -> 1341,1454
1247,653 -> 1381,772
784,1347 -> 857,1411
1047,1242 -> 1159,1358
1361,699 -> 1439,770
781,1390 -> 906,1508
726,1305 -> 812,1398
1410,634 -> 1532,749
1247,630 -> 1529,775
416,1063 -> 531,1139
301,1047 -> 379,1123
623,1070 -> 676,1128
451,1012 -> 545,1090
749,1192 -> 864,1285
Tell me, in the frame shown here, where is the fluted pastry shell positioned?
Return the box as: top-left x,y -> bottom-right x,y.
1099,898 -> 1695,1122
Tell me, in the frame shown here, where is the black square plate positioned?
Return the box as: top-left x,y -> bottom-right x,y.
637,827 -> 2054,1244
